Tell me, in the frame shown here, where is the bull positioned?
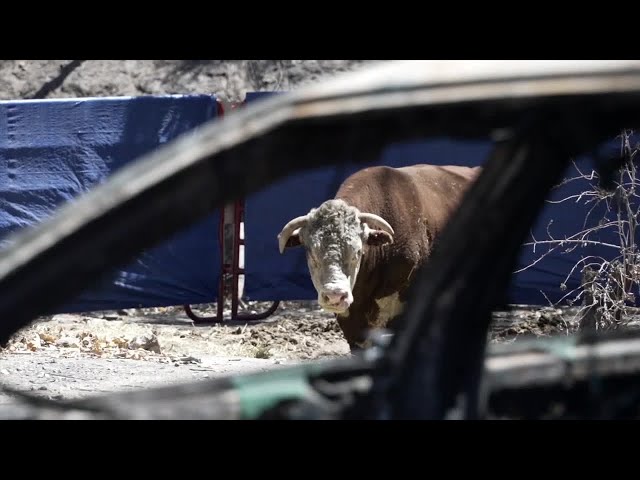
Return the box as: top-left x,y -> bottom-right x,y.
277,164 -> 481,350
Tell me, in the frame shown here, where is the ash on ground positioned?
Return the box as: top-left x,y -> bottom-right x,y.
1,300 -> 599,364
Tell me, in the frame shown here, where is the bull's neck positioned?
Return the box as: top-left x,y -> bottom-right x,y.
353,241 -> 389,300
334,192 -> 358,209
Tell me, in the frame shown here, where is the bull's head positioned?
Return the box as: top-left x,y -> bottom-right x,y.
277,199 -> 394,314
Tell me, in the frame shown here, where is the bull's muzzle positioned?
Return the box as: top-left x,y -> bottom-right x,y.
320,287 -> 352,313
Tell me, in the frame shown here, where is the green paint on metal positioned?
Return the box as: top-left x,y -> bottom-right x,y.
534,336 -> 579,361
231,363 -> 327,419
490,335 -> 580,361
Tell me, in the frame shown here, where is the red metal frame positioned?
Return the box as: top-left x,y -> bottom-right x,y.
183,98 -> 280,324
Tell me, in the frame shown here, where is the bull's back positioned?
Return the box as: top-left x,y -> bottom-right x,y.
336,164 -> 479,234
398,164 -> 480,229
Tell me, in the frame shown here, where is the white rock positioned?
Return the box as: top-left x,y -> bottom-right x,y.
128,333 -> 161,353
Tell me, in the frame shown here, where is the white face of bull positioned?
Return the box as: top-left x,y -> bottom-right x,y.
277,199 -> 394,314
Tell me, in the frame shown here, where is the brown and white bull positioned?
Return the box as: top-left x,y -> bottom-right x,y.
277,164 -> 481,351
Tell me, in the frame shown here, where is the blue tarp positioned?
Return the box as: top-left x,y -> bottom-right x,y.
0,95 -> 222,313
242,91 -> 630,306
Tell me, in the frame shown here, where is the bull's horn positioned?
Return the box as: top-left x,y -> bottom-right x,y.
358,212 -> 394,235
277,214 -> 309,254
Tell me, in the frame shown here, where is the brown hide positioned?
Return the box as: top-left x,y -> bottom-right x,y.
333,164 -> 481,348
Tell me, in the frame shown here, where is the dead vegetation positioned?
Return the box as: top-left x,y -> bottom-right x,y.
518,130 -> 640,332
0,300 -> 591,368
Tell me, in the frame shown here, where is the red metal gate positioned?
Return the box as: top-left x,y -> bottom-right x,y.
183,99 -> 280,324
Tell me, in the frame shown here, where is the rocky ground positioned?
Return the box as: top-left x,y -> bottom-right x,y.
0,299 -> 586,406
0,300 -> 349,404
0,60 -> 377,103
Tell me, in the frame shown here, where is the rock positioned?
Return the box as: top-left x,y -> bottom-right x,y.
56,337 -> 79,348
51,314 -> 80,323
128,333 -> 161,353
170,356 -> 201,365
27,334 -> 42,351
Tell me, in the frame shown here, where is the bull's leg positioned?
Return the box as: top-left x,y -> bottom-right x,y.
336,312 -> 369,352
336,302 -> 381,352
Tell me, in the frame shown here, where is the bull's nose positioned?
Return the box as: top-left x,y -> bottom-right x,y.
323,290 -> 348,306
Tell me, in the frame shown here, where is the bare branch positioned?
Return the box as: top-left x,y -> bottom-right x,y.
546,191 -> 602,204
562,258 -> 612,287
519,129 -> 640,331
514,248 -> 556,273
521,239 -> 620,250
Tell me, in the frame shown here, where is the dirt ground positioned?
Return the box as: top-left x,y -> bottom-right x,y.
0,300 -> 346,405
0,60 -> 376,103
0,299 -> 587,406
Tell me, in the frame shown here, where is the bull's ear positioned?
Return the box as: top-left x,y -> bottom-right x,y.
282,228 -> 303,251
284,233 -> 302,249
366,230 -> 393,246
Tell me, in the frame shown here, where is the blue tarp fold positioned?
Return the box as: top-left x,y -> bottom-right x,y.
0,95 -> 222,313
